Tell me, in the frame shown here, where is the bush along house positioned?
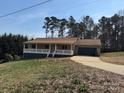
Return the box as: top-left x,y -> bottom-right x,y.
23,38 -> 101,58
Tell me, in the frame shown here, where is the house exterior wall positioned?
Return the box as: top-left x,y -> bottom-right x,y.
37,44 -> 49,49
57,44 -> 71,50
96,47 -> 101,56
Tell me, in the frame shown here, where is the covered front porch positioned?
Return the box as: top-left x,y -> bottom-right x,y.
23,43 -> 74,57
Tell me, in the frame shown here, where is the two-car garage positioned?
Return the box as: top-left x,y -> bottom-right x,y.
75,39 -> 101,56
77,47 -> 97,56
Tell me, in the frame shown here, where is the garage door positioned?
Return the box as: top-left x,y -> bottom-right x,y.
78,47 -> 97,56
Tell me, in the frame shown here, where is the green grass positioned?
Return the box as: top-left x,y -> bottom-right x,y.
101,52 -> 124,57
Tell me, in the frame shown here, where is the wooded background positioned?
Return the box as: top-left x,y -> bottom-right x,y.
43,11 -> 124,52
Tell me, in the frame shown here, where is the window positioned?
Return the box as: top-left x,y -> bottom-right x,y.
37,45 -> 42,49
31,44 -> 36,49
62,45 -> 67,49
45,45 -> 49,49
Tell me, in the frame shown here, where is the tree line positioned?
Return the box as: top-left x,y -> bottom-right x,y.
0,33 -> 28,58
43,11 -> 124,52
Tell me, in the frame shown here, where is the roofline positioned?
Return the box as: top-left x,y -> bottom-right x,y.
24,38 -> 101,46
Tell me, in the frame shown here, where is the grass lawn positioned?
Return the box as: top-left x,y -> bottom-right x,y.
100,52 -> 124,65
0,58 -> 124,93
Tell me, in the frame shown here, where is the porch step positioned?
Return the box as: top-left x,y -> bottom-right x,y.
47,52 -> 50,58
52,51 -> 56,58
46,51 -> 56,58
46,54 -> 55,57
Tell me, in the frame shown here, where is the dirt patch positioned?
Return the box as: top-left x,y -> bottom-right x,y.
100,56 -> 124,65
0,64 -> 6,68
70,60 -> 124,93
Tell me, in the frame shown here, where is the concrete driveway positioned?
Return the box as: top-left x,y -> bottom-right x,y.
71,56 -> 124,76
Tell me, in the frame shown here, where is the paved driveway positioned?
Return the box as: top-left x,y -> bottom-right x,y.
71,56 -> 124,76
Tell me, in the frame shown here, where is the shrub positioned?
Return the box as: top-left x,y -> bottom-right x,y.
13,55 -> 21,61
79,83 -> 89,92
71,79 -> 81,85
4,53 -> 14,62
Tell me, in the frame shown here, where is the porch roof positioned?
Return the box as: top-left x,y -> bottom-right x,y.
24,38 -> 77,44
24,38 -> 101,46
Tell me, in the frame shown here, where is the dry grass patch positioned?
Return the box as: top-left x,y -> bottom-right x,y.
101,52 -> 124,65
0,64 -> 6,68
0,58 -> 124,93
101,52 -> 124,57
101,56 -> 124,65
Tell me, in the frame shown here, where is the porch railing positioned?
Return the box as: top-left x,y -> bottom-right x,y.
23,49 -> 49,54
24,49 -> 74,55
55,50 -> 73,55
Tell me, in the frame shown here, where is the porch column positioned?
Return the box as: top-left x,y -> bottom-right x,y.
49,44 -> 51,51
55,44 -> 57,51
71,45 -> 73,55
28,43 -> 31,49
23,44 -> 25,53
71,45 -> 73,50
36,43 -> 37,52
23,44 -> 25,49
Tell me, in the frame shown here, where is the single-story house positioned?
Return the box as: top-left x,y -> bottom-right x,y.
23,38 -> 101,58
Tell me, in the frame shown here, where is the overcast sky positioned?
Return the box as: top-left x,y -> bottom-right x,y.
0,0 -> 124,38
